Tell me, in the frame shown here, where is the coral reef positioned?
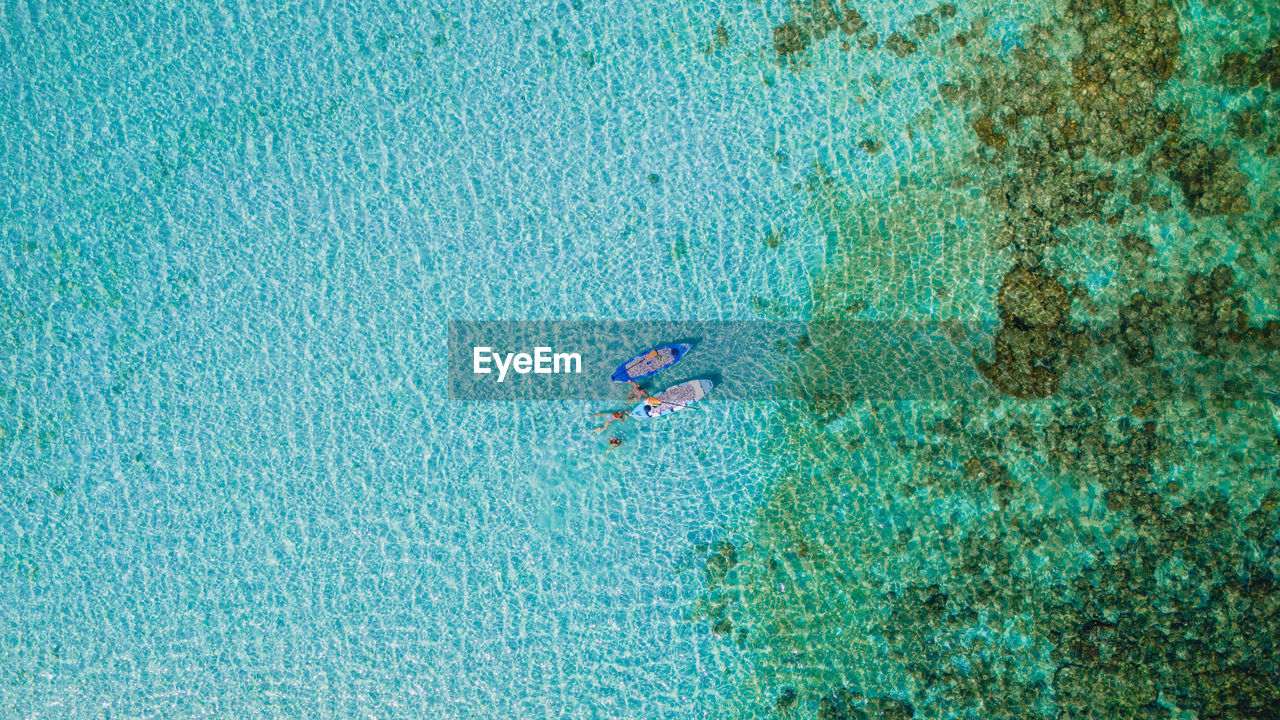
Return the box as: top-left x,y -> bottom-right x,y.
773,1 -> 960,63
817,689 -> 914,720
884,33 -> 918,58
695,0 -> 1280,716
1068,0 -> 1182,160
977,266 -> 1084,398
1219,36 -> 1280,90
1152,139 -> 1252,216
773,0 -> 868,61
885,490 -> 1280,719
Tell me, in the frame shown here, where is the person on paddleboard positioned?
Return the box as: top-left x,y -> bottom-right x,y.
627,381 -> 662,402
593,383 -> 667,431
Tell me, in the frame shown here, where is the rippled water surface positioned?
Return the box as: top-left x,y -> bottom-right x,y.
3,0 -> 1277,718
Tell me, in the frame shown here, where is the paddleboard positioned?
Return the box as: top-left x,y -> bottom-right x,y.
610,342 -> 692,383
631,379 -> 714,419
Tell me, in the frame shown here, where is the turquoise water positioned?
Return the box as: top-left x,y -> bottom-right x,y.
1,1 -> 821,716
4,0 -> 1279,718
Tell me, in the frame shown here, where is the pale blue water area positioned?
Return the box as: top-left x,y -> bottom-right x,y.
0,0 -> 954,717
16,0 -> 1261,717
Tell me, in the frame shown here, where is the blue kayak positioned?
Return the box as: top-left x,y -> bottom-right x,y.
610,342 -> 692,382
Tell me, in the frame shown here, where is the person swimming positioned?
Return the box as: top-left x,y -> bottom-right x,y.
590,409 -> 630,434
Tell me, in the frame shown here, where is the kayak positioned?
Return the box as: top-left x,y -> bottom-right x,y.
631,379 -> 715,419
610,342 -> 693,383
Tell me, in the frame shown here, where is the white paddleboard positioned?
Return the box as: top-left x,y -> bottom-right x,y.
631,379 -> 714,419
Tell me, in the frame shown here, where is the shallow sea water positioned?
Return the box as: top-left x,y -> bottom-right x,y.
3,0 -> 1278,718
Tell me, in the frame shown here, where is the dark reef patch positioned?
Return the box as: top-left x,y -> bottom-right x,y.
817,689 -> 914,720
970,114 -> 1007,150
1067,0 -> 1182,160
1152,139 -> 1252,216
772,1 -> 960,63
998,265 -> 1071,329
909,14 -> 940,40
1219,36 -> 1280,90
1183,264 -> 1280,358
1117,291 -> 1166,366
977,266 -> 1083,399
884,32 -> 918,58
773,0 -> 868,61
857,138 -> 883,154
776,687 -> 799,711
